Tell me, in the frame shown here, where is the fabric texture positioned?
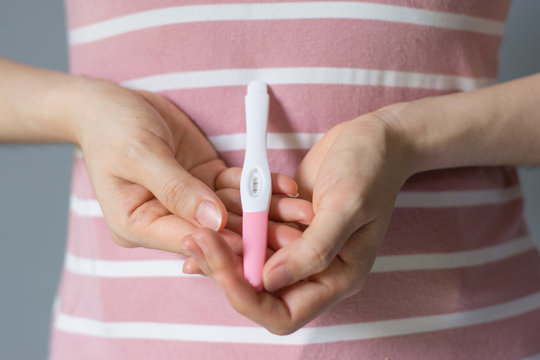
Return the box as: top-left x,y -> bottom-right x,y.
49,1 -> 540,358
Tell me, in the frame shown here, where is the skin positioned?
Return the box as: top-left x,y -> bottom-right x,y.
2,56 -> 540,335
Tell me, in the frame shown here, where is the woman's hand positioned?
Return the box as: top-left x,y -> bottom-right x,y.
0,57 -> 311,259
182,111 -> 413,334
70,79 -> 308,256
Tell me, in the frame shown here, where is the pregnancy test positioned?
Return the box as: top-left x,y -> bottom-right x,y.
240,81 -> 271,291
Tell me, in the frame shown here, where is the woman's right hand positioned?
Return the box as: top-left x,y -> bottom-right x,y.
66,78 -> 306,255
0,56 -> 313,259
70,78 -> 229,253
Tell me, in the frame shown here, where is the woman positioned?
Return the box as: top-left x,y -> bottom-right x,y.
1,0 -> 539,358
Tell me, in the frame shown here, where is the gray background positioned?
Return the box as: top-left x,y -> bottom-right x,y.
0,0 -> 539,358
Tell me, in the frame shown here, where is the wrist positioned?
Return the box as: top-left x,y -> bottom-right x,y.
0,58 -> 91,143
368,101 -> 426,179
372,75 -> 540,174
40,74 -> 108,145
45,75 -> 128,148
373,96 -> 474,176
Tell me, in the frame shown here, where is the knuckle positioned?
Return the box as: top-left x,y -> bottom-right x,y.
332,274 -> 358,298
123,134 -> 156,162
336,268 -> 367,298
297,203 -> 314,220
161,177 -> 189,213
230,299 -> 250,318
307,243 -> 334,273
267,323 -> 300,336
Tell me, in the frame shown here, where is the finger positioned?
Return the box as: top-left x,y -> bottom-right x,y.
189,159 -> 228,190
260,254 -> 364,334
182,257 -> 204,275
293,122 -> 349,201
181,225 -> 245,276
182,229 -> 295,334
184,229 -> 348,335
220,228 -> 244,256
215,167 -> 298,196
96,176 -> 234,257
183,230 -> 357,335
226,212 -> 301,252
262,200 -> 362,292
94,178 -> 199,253
223,211 -> 242,233
115,135 -> 227,231
248,221 -> 384,334
217,188 -> 314,224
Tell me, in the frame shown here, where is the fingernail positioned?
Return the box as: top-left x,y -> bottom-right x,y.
181,236 -> 196,257
266,264 -> 292,292
196,201 -> 222,231
190,231 -> 209,254
288,192 -> 300,198
182,258 -> 197,274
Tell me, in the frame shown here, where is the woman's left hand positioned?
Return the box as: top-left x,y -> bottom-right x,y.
181,110 -> 413,334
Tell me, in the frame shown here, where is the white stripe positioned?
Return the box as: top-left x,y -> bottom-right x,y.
68,2 -> 505,45
70,195 -> 103,217
64,236 -> 536,278
371,236 -> 536,273
69,185 -> 522,218
209,132 -> 324,152
55,290 -> 540,344
64,253 -> 197,278
71,133 -> 322,156
120,67 -> 496,92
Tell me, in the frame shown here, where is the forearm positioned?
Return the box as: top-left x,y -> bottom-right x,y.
384,73 -> 540,175
0,57 -> 81,143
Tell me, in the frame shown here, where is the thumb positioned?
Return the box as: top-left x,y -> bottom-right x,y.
263,204 -> 361,292
122,142 -> 227,231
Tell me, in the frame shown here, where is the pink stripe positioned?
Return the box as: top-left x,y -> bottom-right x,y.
68,20 -> 500,79
401,166 -> 520,191
69,157 -> 95,199
57,250 -> 540,325
66,214 -> 183,261
157,86 -> 459,139
65,196 -> 527,260
64,0 -> 511,29
65,89 -> 468,172
48,329 -> 312,360
380,201 -> 527,255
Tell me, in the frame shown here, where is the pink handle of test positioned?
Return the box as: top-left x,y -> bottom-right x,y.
242,211 -> 268,291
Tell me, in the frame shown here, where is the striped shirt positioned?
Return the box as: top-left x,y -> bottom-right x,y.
49,1 -> 540,358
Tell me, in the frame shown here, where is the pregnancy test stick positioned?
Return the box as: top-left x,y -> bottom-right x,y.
240,81 -> 271,291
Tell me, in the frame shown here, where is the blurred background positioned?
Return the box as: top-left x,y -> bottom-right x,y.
1,0 -> 539,358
